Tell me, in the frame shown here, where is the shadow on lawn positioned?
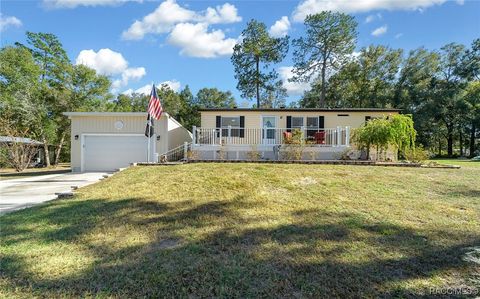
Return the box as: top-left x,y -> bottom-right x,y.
1,195 -> 478,298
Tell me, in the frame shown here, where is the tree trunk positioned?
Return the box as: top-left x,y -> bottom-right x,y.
438,138 -> 442,156
447,132 -> 453,157
320,60 -> 327,107
53,131 -> 66,166
255,56 -> 260,108
42,136 -> 51,167
459,129 -> 463,157
470,123 -> 476,158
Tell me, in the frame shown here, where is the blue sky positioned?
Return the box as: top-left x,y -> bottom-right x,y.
1,0 -> 479,106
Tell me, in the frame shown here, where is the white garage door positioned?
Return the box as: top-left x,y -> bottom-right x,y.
83,135 -> 153,172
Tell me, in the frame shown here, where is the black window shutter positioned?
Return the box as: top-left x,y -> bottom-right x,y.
239,116 -> 245,138
318,116 -> 325,130
286,116 -> 292,132
216,116 -> 222,138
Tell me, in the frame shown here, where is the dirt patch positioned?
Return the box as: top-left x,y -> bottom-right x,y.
151,238 -> 181,250
294,177 -> 317,186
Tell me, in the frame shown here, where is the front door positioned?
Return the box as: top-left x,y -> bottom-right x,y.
262,116 -> 276,144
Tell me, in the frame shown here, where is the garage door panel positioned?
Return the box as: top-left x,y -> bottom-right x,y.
84,135 -> 152,172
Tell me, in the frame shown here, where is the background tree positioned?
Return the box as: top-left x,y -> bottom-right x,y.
394,48 -> 440,149
0,46 -> 41,134
316,45 -> 402,108
463,81 -> 480,157
113,93 -> 150,112
195,87 -> 236,109
460,38 -> 480,80
291,11 -> 357,107
177,85 -> 196,130
260,80 -> 287,108
16,32 -> 72,166
429,43 -> 468,156
231,19 -> 288,107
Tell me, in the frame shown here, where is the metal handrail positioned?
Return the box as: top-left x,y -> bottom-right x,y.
159,142 -> 192,162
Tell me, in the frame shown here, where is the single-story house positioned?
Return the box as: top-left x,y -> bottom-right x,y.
64,112 -> 192,172
191,108 -> 400,160
0,136 -> 47,167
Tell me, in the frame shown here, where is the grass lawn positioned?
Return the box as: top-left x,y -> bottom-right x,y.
1,161 -> 479,298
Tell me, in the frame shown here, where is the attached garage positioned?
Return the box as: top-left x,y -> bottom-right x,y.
64,112 -> 192,172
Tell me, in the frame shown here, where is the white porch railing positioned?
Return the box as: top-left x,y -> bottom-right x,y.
192,126 -> 350,147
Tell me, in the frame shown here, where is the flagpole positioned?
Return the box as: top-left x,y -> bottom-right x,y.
147,116 -> 150,163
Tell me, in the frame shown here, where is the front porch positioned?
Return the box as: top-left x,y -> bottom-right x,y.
190,126 -> 354,161
192,126 -> 351,147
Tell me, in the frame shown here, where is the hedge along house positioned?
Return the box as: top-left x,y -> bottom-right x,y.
191,108 -> 400,161
64,112 -> 192,172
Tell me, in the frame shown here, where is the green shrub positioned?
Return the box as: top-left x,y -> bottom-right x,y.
246,145 -> 261,161
352,114 -> 416,161
404,145 -> 430,163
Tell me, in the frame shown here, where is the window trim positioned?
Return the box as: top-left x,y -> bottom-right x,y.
291,116 -> 304,129
306,116 -> 319,128
220,115 -> 241,128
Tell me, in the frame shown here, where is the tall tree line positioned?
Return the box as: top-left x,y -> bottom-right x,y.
231,13 -> 479,157
1,32 -> 111,167
1,32 -> 237,169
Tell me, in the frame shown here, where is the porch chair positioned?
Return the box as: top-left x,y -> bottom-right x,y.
314,131 -> 326,144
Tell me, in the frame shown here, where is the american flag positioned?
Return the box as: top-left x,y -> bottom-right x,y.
148,84 -> 163,120
145,84 -> 163,138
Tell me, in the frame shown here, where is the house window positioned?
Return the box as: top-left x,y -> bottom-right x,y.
221,116 -> 241,137
306,117 -> 318,128
306,117 -> 319,138
291,117 -> 304,129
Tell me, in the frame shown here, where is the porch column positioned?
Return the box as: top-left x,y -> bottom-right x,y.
228,125 -> 232,145
183,142 -> 188,161
345,126 -> 350,147
337,126 -> 342,146
301,126 -> 306,145
192,126 -> 197,145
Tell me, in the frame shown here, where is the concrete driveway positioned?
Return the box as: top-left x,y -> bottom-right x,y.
0,172 -> 108,215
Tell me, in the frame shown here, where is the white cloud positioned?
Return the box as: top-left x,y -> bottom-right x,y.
0,14 -> 22,32
293,0 -> 449,22
269,16 -> 290,37
43,0 -> 141,9
167,22 -> 236,58
75,48 -> 145,91
365,13 -> 382,23
395,33 -> 403,39
278,66 -> 311,96
371,25 -> 388,36
76,48 -> 128,75
123,80 -> 181,95
203,3 -> 242,24
122,0 -> 241,40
